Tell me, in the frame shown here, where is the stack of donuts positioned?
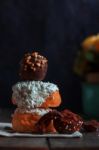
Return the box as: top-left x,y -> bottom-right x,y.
11,51 -> 61,133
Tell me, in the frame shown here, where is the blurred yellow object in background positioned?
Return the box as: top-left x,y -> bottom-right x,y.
82,34 -> 99,52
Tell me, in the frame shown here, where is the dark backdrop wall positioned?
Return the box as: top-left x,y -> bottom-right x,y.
0,0 -> 99,112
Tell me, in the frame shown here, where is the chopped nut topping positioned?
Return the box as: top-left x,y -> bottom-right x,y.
32,52 -> 38,57
28,62 -> 32,65
36,63 -> 41,67
32,64 -> 34,67
33,68 -> 36,71
27,56 -> 31,60
26,59 -> 29,63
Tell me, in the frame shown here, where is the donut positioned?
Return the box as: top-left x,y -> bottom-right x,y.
12,81 -> 61,108
12,108 -> 54,133
19,52 -> 48,81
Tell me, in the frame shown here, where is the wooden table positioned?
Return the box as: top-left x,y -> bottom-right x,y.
0,109 -> 99,150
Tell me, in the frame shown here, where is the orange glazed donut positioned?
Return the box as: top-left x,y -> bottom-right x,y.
12,108 -> 56,133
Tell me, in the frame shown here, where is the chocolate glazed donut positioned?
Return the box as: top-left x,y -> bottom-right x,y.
19,52 -> 48,81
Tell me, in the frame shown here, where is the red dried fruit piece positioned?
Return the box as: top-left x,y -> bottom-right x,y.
36,110 -> 61,133
54,109 -> 83,134
36,109 -> 83,134
83,120 -> 99,132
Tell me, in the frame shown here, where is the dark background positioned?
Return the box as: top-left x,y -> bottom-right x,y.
0,0 -> 99,112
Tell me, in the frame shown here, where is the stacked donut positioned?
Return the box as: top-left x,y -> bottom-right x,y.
12,52 -> 61,133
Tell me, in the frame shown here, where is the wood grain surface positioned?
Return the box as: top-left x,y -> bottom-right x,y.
48,132 -> 99,150
0,137 -> 48,150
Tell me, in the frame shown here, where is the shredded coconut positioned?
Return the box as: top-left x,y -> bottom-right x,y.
12,81 -> 59,109
15,108 -> 52,116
